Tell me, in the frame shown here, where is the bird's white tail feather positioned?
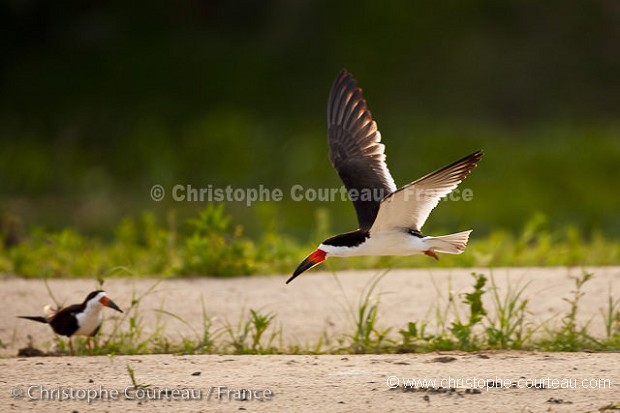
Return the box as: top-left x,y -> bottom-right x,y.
426,230 -> 472,254
43,305 -> 58,318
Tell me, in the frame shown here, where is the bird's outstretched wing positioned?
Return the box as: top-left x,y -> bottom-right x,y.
370,150 -> 482,233
328,69 -> 397,231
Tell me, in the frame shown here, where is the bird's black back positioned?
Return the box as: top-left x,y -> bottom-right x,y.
322,229 -> 370,248
48,303 -> 84,337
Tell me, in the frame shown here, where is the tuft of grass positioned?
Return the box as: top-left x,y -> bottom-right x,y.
126,363 -> 150,389
539,272 -> 602,351
484,275 -> 532,349
397,321 -> 433,353
223,308 -> 281,354
333,270 -> 393,354
449,273 -> 488,351
601,288 -> 620,345
153,296 -> 218,354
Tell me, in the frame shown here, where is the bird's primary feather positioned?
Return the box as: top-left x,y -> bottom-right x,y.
328,69 -> 397,230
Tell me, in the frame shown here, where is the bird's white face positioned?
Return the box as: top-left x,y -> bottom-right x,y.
92,291 -> 108,307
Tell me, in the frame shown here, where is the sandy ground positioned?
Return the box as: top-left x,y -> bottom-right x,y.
1,267 -> 619,412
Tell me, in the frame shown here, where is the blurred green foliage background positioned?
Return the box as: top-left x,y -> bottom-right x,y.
1,0 -> 619,243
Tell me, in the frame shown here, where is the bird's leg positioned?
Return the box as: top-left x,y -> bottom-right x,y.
424,250 -> 439,260
68,338 -> 75,356
86,338 -> 93,356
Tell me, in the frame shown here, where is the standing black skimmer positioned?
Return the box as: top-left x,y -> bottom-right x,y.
287,69 -> 482,284
18,290 -> 123,355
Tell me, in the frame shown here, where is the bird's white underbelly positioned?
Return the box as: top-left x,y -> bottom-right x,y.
74,310 -> 103,336
321,231 -> 428,257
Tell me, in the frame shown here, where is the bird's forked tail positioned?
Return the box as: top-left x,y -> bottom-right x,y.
425,230 -> 472,254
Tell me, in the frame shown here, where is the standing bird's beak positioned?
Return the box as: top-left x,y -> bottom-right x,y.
286,249 -> 327,284
99,296 -> 124,313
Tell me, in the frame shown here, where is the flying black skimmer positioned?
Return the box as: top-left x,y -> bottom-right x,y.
287,69 -> 482,284
18,290 -> 123,355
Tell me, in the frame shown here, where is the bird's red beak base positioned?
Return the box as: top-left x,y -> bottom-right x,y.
287,249 -> 327,284
100,296 -> 124,313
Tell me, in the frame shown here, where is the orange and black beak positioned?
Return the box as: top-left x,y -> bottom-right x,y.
100,296 -> 123,313
286,249 -> 327,284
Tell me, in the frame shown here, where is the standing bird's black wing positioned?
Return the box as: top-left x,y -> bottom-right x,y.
46,304 -> 82,337
328,69 -> 397,231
